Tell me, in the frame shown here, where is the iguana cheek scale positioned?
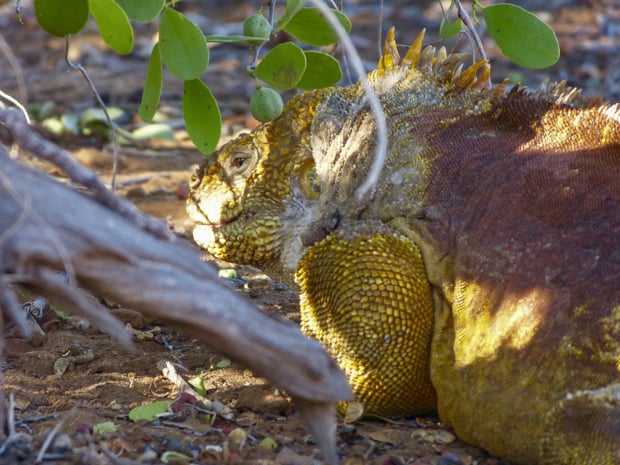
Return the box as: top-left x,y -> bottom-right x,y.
188,28 -> 620,465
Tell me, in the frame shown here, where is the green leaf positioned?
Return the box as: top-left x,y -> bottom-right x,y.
188,375 -> 207,396
139,42 -> 163,122
218,268 -> 238,279
79,106 -> 124,136
60,113 -> 80,134
183,80 -> 221,154
28,101 -> 55,121
439,17 -> 462,39
161,451 -> 193,463
79,106 -> 124,128
159,7 -> 209,80
482,3 -> 559,69
297,51 -> 341,89
283,8 -> 351,46
50,304 -> 70,320
116,0 -> 163,23
215,358 -> 231,369
34,0 -> 89,37
275,0 -> 307,31
88,0 -> 133,55
92,421 -> 117,434
128,400 -> 172,422
258,437 -> 278,450
255,42 -> 306,90
42,117 -> 65,135
130,123 -> 174,141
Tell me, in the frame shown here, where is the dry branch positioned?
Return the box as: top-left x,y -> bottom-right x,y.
0,108 -> 172,240
0,131 -> 350,464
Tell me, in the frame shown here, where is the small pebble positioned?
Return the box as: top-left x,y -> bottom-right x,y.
438,452 -> 464,465
137,448 -> 158,462
51,434 -> 72,453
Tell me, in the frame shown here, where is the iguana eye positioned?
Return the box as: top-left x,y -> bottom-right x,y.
232,156 -> 247,168
226,149 -> 258,177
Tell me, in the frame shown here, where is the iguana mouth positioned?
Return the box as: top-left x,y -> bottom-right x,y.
192,219 -> 230,228
189,203 -> 283,265
194,208 -> 258,229
186,200 -> 237,228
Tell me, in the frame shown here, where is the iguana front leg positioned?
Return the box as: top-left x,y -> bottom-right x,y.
296,229 -> 437,416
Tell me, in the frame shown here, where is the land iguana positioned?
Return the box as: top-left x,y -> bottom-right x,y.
187,29 -> 620,465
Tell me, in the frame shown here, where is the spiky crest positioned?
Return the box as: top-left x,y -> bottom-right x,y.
371,27 -> 491,89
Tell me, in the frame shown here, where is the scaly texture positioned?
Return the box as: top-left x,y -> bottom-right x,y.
297,232 -> 436,416
188,29 -> 620,465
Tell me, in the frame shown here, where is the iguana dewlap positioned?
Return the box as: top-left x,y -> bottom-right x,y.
187,30 -> 620,465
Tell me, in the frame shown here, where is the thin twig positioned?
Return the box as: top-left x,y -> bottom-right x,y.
250,0 -> 277,69
454,0 -> 487,63
439,0 -> 490,87
35,417 -> 65,463
15,0 -> 24,24
113,174 -> 169,188
7,394 -> 15,436
16,413 -> 60,425
0,31 -> 28,108
0,90 -> 29,124
377,0 -> 384,57
0,156 -> 76,339
0,347 -> 6,438
0,168 -> 32,252
157,360 -> 235,420
0,278 -> 31,343
333,0 -> 351,85
157,420 -> 212,436
64,36 -> 121,191
0,280 -> 29,339
307,0 -> 387,200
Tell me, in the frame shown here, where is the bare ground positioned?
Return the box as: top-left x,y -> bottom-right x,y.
0,1 -> 618,464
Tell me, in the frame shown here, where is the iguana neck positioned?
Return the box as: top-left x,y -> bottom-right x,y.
309,63 -> 499,229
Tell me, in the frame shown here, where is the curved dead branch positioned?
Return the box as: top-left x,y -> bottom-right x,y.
0,123 -> 350,464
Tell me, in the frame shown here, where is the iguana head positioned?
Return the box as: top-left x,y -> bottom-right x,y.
187,89 -> 331,277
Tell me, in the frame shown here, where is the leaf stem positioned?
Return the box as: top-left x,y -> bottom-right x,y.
64,36 -> 121,191
454,0 -> 490,87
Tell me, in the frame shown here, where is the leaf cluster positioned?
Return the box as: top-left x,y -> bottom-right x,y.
33,0 -> 352,153
31,1 -> 560,156
238,2 -> 351,122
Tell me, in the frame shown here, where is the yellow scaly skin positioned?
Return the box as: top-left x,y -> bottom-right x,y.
188,29 -> 620,465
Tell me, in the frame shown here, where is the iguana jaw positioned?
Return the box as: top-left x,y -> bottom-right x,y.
189,185 -> 319,272
189,207 -> 284,264
187,164 -> 317,269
